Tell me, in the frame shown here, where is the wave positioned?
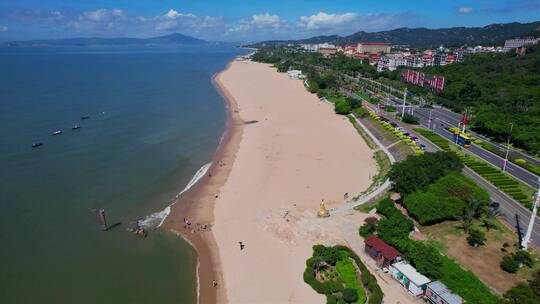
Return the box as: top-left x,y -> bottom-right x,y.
138,162 -> 212,229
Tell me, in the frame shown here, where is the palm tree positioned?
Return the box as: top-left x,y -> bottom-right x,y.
461,198 -> 485,232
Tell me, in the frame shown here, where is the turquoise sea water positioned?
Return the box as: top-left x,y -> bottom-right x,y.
0,45 -> 245,303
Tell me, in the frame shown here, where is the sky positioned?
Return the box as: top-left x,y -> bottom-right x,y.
0,0 -> 539,42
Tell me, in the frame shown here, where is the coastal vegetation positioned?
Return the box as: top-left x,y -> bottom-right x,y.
396,45 -> 540,153
414,128 -> 534,208
374,198 -> 500,304
403,172 -> 489,225
252,44 -> 540,154
304,245 -> 383,304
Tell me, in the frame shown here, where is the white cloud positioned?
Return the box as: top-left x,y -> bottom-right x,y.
0,25 -> 8,32
458,7 -> 474,14
251,13 -> 282,28
3,8 -> 420,41
299,12 -> 357,31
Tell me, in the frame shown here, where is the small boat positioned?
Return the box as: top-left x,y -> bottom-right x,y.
52,130 -> 62,135
81,115 -> 90,120
72,125 -> 81,130
32,142 -> 43,148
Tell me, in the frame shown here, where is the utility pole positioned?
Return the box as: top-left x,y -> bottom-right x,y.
521,178 -> 540,250
502,123 -> 514,173
401,88 -> 407,119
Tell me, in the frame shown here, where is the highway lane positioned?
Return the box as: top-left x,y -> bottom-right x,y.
410,107 -> 539,188
348,75 -> 540,167
365,100 -> 540,250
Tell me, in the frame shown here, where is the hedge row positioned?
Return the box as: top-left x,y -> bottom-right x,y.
460,155 -> 532,208
414,128 -> 451,151
476,140 -> 540,177
414,127 -> 533,209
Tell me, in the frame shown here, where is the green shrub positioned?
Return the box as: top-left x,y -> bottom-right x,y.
515,159 -> 527,166
385,105 -> 396,112
402,113 -> 420,124
335,101 -> 352,115
513,250 -> 535,268
403,172 -> 488,225
343,288 -> 359,303
467,228 -> 486,247
326,294 -> 337,304
501,255 -> 520,273
353,107 -> 368,118
389,151 -> 463,196
504,282 -> 540,304
439,256 -> 500,304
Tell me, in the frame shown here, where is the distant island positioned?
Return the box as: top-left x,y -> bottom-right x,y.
250,21 -> 540,48
4,33 -> 213,47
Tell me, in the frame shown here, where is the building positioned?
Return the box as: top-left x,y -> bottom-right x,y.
389,261 -> 431,296
364,236 -> 401,268
425,281 -> 463,304
357,42 -> 391,54
319,47 -> 337,57
504,37 -> 540,51
287,70 -> 305,79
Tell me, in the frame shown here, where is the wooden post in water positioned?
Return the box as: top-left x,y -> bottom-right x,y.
98,209 -> 108,231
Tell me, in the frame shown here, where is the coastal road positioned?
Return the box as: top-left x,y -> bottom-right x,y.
409,106 -> 539,189
362,101 -> 540,250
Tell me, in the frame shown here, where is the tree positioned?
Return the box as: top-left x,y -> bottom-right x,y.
342,288 -> 358,303
467,228 -> 486,247
513,250 -> 534,268
501,255 -> 520,273
504,283 -> 540,304
334,100 -> 352,115
313,245 -> 341,266
359,217 -> 378,237
402,113 -> 420,124
404,241 -> 443,279
389,151 -> 463,196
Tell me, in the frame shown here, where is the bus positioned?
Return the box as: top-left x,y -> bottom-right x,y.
453,132 -> 471,148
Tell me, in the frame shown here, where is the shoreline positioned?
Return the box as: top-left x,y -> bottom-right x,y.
163,61 -> 243,304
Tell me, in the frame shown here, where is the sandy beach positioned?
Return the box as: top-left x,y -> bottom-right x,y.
212,61 -> 377,303
165,60 -> 379,304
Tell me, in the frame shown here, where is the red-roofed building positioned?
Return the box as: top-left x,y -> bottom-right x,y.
364,236 -> 401,268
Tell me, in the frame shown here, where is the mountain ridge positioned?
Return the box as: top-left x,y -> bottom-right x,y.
4,33 -> 209,47
249,21 -> 540,48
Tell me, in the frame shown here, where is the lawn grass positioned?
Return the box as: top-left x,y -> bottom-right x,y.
336,255 -> 367,304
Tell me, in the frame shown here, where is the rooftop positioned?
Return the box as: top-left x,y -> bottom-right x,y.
364,236 -> 401,260
359,42 -> 391,46
427,281 -> 463,304
392,261 -> 431,286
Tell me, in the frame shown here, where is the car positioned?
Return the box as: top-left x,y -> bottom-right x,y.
410,136 -> 418,140
390,122 -> 398,127
419,144 -> 426,148
402,132 -> 410,137
489,201 -> 500,211
396,127 -> 404,131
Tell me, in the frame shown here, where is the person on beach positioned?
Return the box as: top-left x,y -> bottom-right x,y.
213,280 -> 218,287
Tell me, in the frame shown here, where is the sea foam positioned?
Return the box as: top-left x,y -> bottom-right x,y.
139,162 -> 212,229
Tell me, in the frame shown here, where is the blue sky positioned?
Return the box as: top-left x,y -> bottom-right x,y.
0,0 -> 539,41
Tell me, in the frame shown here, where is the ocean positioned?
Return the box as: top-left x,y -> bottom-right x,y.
0,45 -> 246,303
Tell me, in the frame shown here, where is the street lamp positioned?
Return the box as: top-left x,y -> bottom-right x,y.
401,88 -> 407,119
502,123 -> 514,173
